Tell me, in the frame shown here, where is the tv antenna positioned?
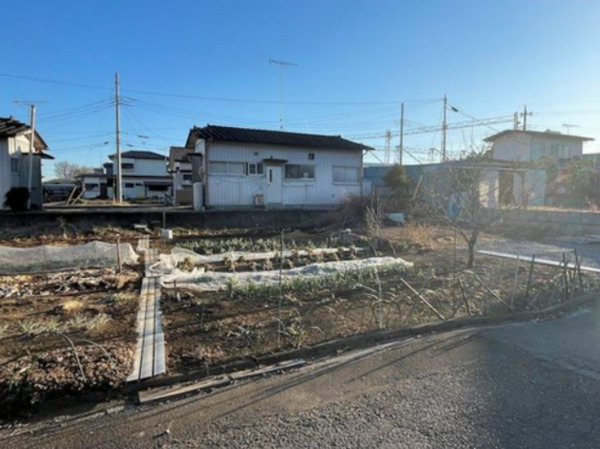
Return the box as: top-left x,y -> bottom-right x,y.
562,123 -> 579,134
269,59 -> 298,130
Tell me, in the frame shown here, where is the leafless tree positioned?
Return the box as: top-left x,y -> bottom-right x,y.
54,161 -> 93,181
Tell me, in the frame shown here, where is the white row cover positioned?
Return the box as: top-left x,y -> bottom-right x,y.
159,256 -> 412,292
149,247 -> 358,276
0,241 -> 139,274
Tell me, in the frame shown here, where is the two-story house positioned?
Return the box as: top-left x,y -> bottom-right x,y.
0,116 -> 52,209
80,150 -> 171,200
483,129 -> 594,163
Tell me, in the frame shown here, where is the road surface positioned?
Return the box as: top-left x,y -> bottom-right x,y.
5,304 -> 600,448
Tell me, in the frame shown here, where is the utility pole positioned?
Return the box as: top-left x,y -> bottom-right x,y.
520,105 -> 532,131
269,59 -> 298,130
398,102 -> 404,165
442,94 -> 448,162
384,130 -> 391,165
26,104 -> 37,209
114,72 -> 123,204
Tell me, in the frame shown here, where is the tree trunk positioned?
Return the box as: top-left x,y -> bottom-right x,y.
467,230 -> 479,269
467,243 -> 475,269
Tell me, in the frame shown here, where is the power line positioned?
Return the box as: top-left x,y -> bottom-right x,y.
0,70 -> 441,106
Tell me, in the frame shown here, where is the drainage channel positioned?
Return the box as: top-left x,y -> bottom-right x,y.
127,236 -> 166,382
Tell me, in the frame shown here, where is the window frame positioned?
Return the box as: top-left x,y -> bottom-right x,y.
333,166 -> 361,185
247,162 -> 264,176
209,161 -> 246,176
121,162 -> 134,171
284,164 -> 316,181
124,182 -> 135,189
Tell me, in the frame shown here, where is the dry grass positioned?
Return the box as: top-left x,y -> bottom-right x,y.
401,223 -> 439,251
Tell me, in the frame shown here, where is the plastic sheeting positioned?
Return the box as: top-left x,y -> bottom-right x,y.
0,241 -> 139,274
159,256 -> 412,292
149,247 -> 354,276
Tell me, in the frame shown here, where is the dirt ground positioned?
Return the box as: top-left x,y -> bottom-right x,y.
159,224 -> 591,375
0,268 -> 141,418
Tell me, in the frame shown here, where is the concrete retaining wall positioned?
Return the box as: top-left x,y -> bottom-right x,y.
0,208 -> 331,230
488,208 -> 600,236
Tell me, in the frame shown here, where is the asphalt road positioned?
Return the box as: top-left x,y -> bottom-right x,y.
6,305 -> 600,448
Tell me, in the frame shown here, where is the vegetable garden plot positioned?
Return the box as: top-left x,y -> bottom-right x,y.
159,256 -> 413,292
0,241 -> 139,275
150,246 -> 365,275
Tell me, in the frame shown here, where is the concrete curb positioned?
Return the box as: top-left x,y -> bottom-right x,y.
125,291 -> 599,394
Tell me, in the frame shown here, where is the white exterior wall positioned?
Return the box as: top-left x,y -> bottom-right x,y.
0,139 -> 10,205
0,134 -> 45,208
203,141 -> 363,207
491,134 -> 532,162
492,132 -> 585,162
81,175 -> 104,199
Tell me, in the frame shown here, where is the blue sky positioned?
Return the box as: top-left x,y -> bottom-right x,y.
1,0 -> 599,178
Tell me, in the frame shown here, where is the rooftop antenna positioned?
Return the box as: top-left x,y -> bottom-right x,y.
562,123 -> 579,135
269,59 -> 298,130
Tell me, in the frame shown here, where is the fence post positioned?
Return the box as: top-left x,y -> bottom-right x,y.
524,255 -> 536,303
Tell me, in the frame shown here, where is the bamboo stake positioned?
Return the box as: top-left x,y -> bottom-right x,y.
400,279 -> 446,320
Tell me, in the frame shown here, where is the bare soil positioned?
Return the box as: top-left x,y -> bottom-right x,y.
0,268 -> 142,418
160,224 -> 589,375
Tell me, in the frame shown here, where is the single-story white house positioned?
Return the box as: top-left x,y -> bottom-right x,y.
0,116 -> 52,209
80,150 -> 172,200
184,125 -> 373,209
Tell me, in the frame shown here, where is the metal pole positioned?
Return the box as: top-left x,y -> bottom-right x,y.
26,104 -> 37,209
399,102 -> 404,165
442,95 -> 447,162
115,73 -> 123,203
523,105 -> 528,131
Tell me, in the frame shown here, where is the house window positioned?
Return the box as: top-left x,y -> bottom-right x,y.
10,158 -> 20,174
285,164 -> 315,180
85,183 -> 99,190
183,174 -> 192,182
122,163 -> 134,170
248,163 -> 264,175
125,183 -> 135,188
209,161 -> 245,175
308,153 -> 315,160
560,145 -> 571,158
333,166 -> 360,184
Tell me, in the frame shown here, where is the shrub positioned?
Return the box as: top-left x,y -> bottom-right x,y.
4,187 -> 30,212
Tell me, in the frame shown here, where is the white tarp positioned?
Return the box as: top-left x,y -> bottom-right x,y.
150,247 -> 354,276
0,241 -> 139,274
159,256 -> 412,292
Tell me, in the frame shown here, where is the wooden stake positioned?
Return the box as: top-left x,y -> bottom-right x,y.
457,276 -> 472,316
400,278 -> 446,320
574,250 -> 584,293
473,273 -> 513,311
510,255 -> 520,309
524,255 -> 536,303
562,253 -> 570,301
116,237 -> 122,273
